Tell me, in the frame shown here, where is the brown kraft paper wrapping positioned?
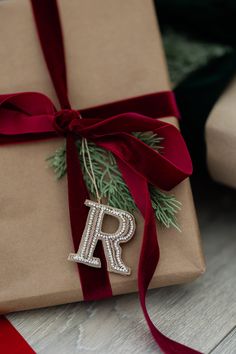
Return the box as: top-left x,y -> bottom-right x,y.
0,0 -> 205,313
206,77 -> 236,189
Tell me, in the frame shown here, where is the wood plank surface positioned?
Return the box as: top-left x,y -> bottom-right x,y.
7,178 -> 236,353
211,327 -> 236,354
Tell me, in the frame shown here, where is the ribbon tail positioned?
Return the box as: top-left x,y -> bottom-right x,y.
117,159 -> 202,354
0,316 -> 36,354
66,135 -> 112,301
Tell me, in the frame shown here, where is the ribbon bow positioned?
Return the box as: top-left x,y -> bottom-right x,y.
0,91 -> 191,192
0,91 -> 192,195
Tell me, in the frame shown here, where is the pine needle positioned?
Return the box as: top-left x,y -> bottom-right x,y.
47,132 -> 181,231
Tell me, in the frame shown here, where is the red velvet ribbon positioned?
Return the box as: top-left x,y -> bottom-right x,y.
0,316 -> 36,354
0,0 -> 202,353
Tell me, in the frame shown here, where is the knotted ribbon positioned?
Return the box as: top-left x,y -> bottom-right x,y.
0,0 -> 201,353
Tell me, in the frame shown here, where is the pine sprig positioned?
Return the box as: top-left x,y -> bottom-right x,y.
163,28 -> 231,85
133,132 -> 164,151
150,186 -> 181,232
47,132 -> 181,231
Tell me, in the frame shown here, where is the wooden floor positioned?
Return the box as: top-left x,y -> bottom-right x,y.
8,177 -> 236,353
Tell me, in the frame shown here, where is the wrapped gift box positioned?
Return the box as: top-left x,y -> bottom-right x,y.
0,0 -> 205,313
206,77 -> 236,189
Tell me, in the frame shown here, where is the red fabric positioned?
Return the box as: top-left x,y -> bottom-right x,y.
78,90 -> 180,119
31,0 -> 113,301
0,0 -> 202,353
117,161 -> 200,354
31,0 -> 70,109
0,316 -> 35,354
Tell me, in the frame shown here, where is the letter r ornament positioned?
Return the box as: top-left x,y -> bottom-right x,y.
68,200 -> 136,275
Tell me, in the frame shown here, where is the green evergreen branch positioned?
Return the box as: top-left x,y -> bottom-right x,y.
47,132 -> 181,231
163,28 -> 231,85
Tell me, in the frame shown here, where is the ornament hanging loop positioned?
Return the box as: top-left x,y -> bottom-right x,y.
77,113 -> 101,204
